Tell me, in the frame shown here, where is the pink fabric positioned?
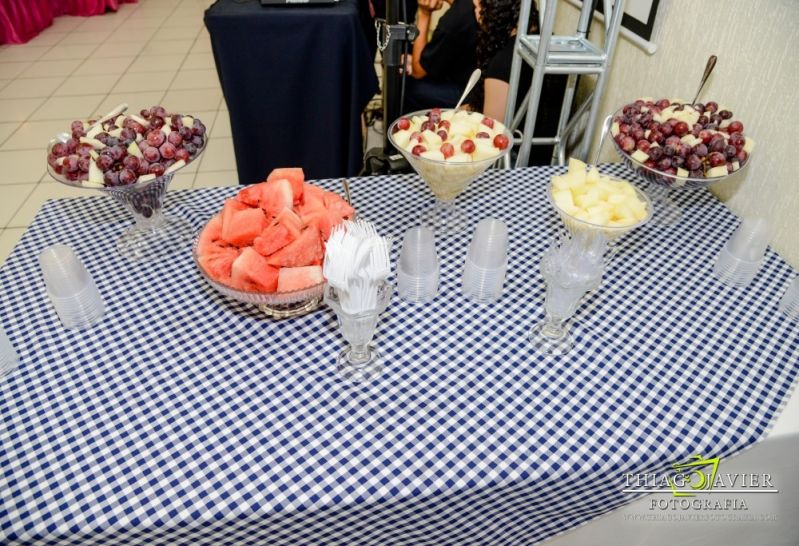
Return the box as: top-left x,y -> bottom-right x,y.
0,0 -> 137,44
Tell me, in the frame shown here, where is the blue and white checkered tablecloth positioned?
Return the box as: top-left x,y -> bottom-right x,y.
1,165 -> 798,545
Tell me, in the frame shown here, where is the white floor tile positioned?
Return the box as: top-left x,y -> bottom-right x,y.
0,77 -> 65,100
0,63 -> 34,79
156,26 -> 201,40
197,137 -> 236,173
92,41 -> 145,58
54,74 -> 120,97
210,111 -> 231,138
0,45 -> 51,63
0,122 -> 20,146
58,30 -> 113,46
48,16 -> 85,33
0,119 -> 72,151
43,43 -> 99,62
182,53 -> 215,71
170,69 -> 219,91
128,54 -> 188,74
0,227 -> 27,265
73,56 -> 136,77
193,171 -> 239,189
25,31 -> 68,48
0,184 -> 35,228
0,98 -> 46,122
21,59 -> 82,78
140,40 -> 195,57
162,88 -> 222,113
170,172 -> 196,190
113,71 -> 177,93
29,95 -> 106,122
8,182 -> 87,228
0,150 -> 48,184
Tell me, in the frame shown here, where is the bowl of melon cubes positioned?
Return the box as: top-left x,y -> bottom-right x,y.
194,167 -> 354,319
549,158 -> 652,240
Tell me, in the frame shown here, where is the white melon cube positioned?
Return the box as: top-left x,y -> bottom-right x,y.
586,166 -> 600,184
611,121 -> 620,137
79,136 -> 105,150
393,129 -> 412,150
567,157 -> 587,176
88,159 -> 104,184
630,149 -> 649,163
732,160 -> 740,171
420,150 -> 445,161
743,137 -> 755,153
127,142 -> 143,159
706,165 -> 728,178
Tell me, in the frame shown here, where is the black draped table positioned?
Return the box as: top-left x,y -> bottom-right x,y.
204,0 -> 379,184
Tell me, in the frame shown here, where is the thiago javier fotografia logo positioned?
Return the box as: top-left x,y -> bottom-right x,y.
623,454 -> 779,511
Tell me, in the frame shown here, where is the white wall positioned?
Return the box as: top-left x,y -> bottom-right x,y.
555,0 -> 799,266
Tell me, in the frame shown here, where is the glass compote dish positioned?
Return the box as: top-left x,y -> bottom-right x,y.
388,109 -> 512,235
46,108 -> 206,261
607,101 -> 753,225
192,236 -> 326,319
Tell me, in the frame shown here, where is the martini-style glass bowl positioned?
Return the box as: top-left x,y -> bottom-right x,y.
388,109 -> 512,235
47,131 -> 205,261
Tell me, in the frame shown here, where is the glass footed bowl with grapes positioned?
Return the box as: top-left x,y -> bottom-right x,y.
609,102 -> 752,190
46,110 -> 207,262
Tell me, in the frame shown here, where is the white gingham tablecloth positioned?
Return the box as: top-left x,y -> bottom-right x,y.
1,165 -> 797,545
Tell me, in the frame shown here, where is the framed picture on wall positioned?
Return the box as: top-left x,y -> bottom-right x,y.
597,0 -> 660,41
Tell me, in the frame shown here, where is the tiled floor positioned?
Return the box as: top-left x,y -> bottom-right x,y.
0,0 -> 238,264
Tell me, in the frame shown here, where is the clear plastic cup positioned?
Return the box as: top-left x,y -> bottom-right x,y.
469,218 -> 508,269
398,227 -> 439,303
462,218 -> 509,303
0,327 -> 18,378
39,245 -> 105,330
779,276 -> 799,320
713,218 -> 770,287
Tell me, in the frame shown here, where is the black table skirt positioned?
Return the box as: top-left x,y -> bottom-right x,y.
205,0 -> 379,183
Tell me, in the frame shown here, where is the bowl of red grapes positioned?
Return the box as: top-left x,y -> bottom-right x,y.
46,104 -> 207,188
610,98 -> 754,189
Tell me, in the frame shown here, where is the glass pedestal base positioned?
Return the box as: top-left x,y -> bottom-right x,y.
529,321 -> 573,356
117,215 -> 193,262
257,296 -> 323,319
646,182 -> 681,226
421,201 -> 468,236
337,345 -> 383,384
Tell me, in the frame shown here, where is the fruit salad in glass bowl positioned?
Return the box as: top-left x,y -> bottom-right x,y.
388,108 -> 512,235
549,158 -> 652,245
194,169 -> 355,319
608,97 -> 753,223
46,104 -> 207,261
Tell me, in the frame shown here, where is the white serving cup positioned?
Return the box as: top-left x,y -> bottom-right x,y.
713,218 -> 770,287
398,227 -> 439,303
0,326 -> 18,378
462,219 -> 509,303
39,245 -> 105,330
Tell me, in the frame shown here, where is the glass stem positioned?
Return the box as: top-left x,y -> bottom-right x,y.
349,344 -> 371,364
540,315 -> 569,340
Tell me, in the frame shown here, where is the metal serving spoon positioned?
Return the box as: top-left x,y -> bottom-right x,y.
453,69 -> 482,112
692,55 -> 717,105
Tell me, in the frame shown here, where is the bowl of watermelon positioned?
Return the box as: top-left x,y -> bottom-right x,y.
194,168 -> 355,319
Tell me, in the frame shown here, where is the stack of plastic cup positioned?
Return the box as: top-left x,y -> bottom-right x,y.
0,326 -> 18,378
38,244 -> 106,330
397,227 -> 439,303
779,277 -> 799,320
462,218 -> 508,303
713,218 -> 770,287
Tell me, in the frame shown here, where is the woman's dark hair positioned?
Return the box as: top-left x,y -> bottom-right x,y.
471,0 -> 539,112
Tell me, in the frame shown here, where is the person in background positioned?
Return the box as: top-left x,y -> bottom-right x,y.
403,0 -> 478,112
472,0 -> 566,165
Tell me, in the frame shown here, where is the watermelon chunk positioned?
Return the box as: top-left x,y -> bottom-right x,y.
260,178 -> 293,218
221,207 -> 267,247
236,182 -> 267,207
220,198 -> 249,232
325,194 -> 355,220
277,265 -> 324,292
266,226 -> 323,268
198,214 -> 222,248
268,168 -> 304,204
199,244 -> 240,283
253,222 -> 295,257
231,247 -> 279,292
274,208 -> 303,238
302,209 -> 338,240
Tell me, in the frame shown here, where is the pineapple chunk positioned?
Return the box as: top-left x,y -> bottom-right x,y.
586,166 -> 600,184
743,137 -> 755,153
706,165 -> 728,178
568,157 -> 587,175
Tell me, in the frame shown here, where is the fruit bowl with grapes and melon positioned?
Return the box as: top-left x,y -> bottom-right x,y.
46,104 -> 208,261
609,97 -> 754,224
388,108 -> 512,235
549,157 -> 652,253
193,168 -> 356,319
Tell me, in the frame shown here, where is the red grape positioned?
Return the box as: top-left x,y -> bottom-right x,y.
440,142 -> 454,158
438,120 -> 450,131
167,131 -> 183,146
636,139 -> 650,152
461,140 -> 475,154
420,121 -> 435,132
719,110 -> 732,120
147,130 -> 165,147
686,154 -> 702,171
96,155 -> 113,171
148,163 -> 165,177
192,119 -> 206,136
729,133 -> 745,148
428,108 -> 441,124
728,120 -> 744,133
119,168 -> 137,185
708,152 -> 726,167
175,148 -> 190,162
736,150 -> 748,163
475,132 -> 490,139
411,144 -> 426,156
620,136 -> 635,153
437,130 -> 448,141
52,142 -> 67,157
397,118 -> 411,131
493,134 -> 509,150
123,156 -> 140,171
159,143 -> 176,160
103,170 -> 120,186
143,147 -> 160,163
481,117 -> 494,129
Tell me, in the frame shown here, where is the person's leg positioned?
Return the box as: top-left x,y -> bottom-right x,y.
402,78 -> 461,113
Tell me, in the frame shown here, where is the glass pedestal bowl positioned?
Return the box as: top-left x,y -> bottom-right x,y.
548,177 -> 653,260
609,106 -> 752,225
192,236 -> 325,319
388,109 -> 512,235
47,132 -> 205,261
